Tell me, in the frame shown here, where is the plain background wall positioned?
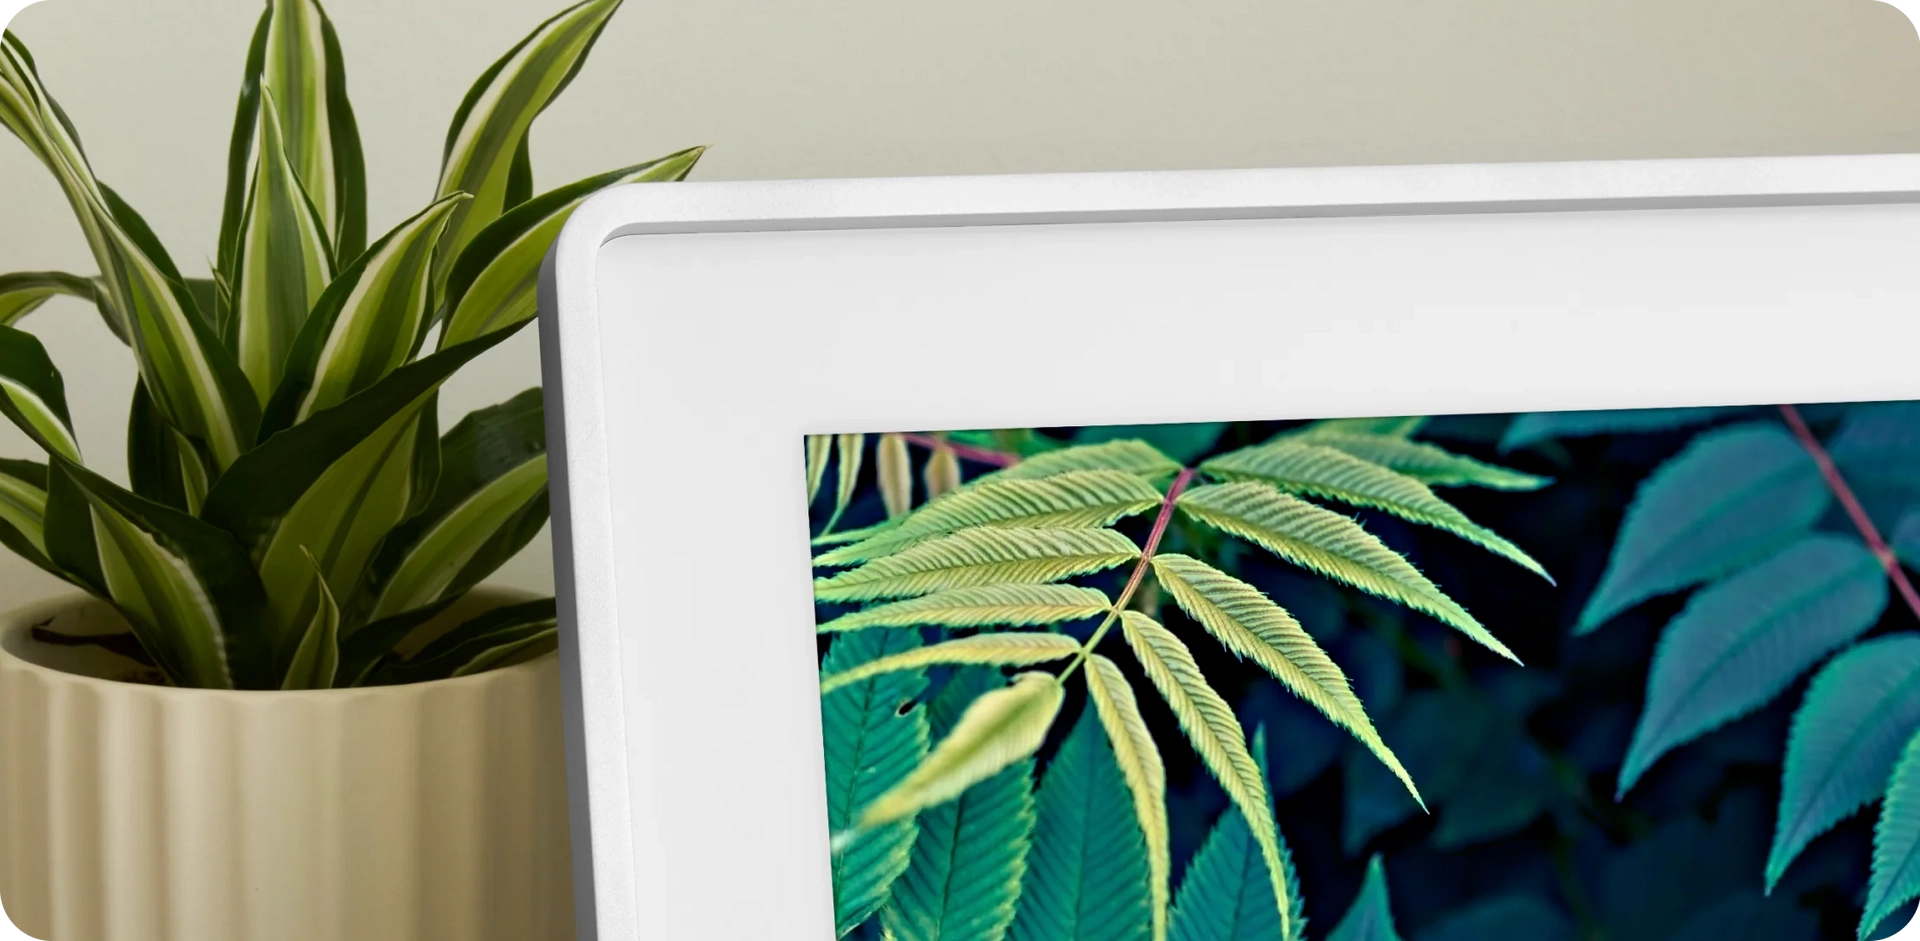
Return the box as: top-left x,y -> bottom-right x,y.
3,0 -> 1920,607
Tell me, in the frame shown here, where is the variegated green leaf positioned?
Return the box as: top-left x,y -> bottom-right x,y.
262,193 -> 468,433
1087,653 -> 1171,941
126,381 -> 211,515
232,89 -> 335,403
817,583 -> 1111,633
0,270 -> 99,328
371,598 -> 558,685
0,325 -> 79,462
820,633 -> 1081,695
1119,611 -> 1295,941
814,469 -> 1163,567
438,146 -> 702,347
219,0 -> 365,279
1149,552 -> 1421,805
45,458 -> 273,689
1201,440 -> 1550,581
814,527 -> 1141,604
1175,482 -> 1516,663
432,0 -> 625,288
854,671 -> 1064,831
364,388 -> 547,624
280,547 -> 340,690
0,458 -> 56,578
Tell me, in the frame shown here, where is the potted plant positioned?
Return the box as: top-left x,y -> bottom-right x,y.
0,1 -> 699,937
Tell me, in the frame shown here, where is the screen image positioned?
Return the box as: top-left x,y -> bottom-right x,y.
805,405 -> 1920,941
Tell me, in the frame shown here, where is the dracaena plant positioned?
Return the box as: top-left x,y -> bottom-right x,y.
807,420 -> 1553,941
0,0 -> 700,690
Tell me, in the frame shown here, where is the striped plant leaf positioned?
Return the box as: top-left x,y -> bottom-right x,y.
1201,441 -> 1549,581
882,667 -> 1037,941
879,432 -> 913,520
0,325 -> 79,462
432,0 -> 626,288
202,327 -> 517,661
263,193 -> 468,433
1296,416 -> 1426,439
807,434 -> 832,505
1009,705 -> 1153,941
1865,729 -> 1920,940
280,547 -> 340,690
814,519 -> 900,548
127,381 -> 211,515
823,432 -> 865,534
1617,535 -> 1887,797
1769,636 -> 1920,892
816,470 -> 1163,566
814,528 -> 1140,604
1577,423 -> 1829,633
45,458 -> 273,690
926,438 -> 963,499
1175,482 -> 1515,663
823,629 -> 930,937
820,633 -> 1081,695
983,440 -> 1180,484
1119,611 -> 1294,941
0,458 -> 57,578
1291,431 -> 1549,491
1086,653 -> 1171,941
1149,552 -> 1420,804
363,388 -> 547,624
856,671 -> 1064,830
1327,854 -> 1402,941
1168,726 -> 1306,941
438,147 -> 702,347
219,0 -> 365,278
371,598 -> 558,685
1499,406 -> 1733,452
0,270 -> 121,340
817,584 -> 1111,634
231,89 -> 335,403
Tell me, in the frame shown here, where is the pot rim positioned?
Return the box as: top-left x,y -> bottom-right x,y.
0,591 -> 557,700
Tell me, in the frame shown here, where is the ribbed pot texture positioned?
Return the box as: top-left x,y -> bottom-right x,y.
0,593 -> 573,941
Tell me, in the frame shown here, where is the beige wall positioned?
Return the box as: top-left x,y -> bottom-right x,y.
3,0 -> 1920,605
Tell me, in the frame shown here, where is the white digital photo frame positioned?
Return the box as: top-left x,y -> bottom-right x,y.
538,155 -> 1920,941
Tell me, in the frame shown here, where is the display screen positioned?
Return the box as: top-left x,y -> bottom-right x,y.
806,406 -> 1920,941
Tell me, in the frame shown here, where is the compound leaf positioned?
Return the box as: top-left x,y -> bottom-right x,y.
814,528 -> 1139,604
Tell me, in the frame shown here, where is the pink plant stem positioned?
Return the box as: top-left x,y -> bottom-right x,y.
1778,403 -> 1920,621
1119,468 -> 1196,608
901,432 -> 1019,468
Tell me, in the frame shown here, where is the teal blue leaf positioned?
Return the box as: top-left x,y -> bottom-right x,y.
1769,636 -> 1920,891
1618,535 -> 1886,797
1168,725 -> 1305,941
1009,706 -> 1152,941
1074,422 -> 1227,464
1431,731 -> 1552,850
1867,900 -> 1919,941
824,629 -> 930,937
1577,423 -> 1829,634
1865,728 -> 1920,938
883,667 -> 1036,941
1666,893 -> 1816,941
1341,691 -> 1494,855
1499,406 -> 1734,452
1327,854 -> 1402,941
1830,402 -> 1920,489
1415,896 -> 1571,941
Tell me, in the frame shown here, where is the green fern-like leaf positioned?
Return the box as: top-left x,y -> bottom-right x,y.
1149,552 -> 1419,805
883,668 -> 1037,941
1576,423 -> 1829,634
984,440 -> 1180,483
1291,431 -> 1549,491
821,633 -> 1082,695
1009,706 -> 1153,941
1173,482 -> 1515,663
857,672 -> 1064,831
1498,406 -> 1733,452
1168,726 -> 1306,941
824,630 -> 931,936
814,528 -> 1139,604
1086,653 -> 1171,941
1327,854 -> 1402,941
879,432 -> 914,521
824,433 -> 866,533
815,470 -> 1162,566
819,584 -> 1113,634
1119,611 -> 1295,941
1295,416 -> 1426,438
1769,635 -> 1920,891
1618,535 -> 1886,797
1863,728 -> 1920,939
1200,440 -> 1550,581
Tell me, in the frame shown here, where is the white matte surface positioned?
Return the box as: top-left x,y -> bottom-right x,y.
545,158 -> 1920,939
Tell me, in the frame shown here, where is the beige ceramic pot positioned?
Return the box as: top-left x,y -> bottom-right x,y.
0,591 -> 573,941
